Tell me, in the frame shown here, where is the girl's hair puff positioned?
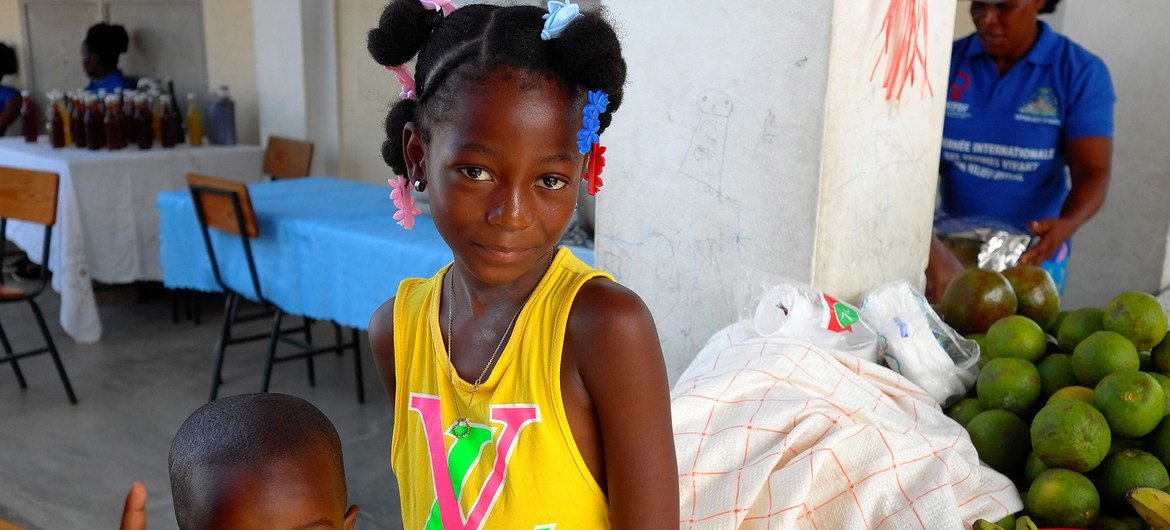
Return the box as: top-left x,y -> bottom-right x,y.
367,1 -> 626,177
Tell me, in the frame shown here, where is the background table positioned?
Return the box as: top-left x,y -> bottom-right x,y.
1,137 -> 265,342
158,177 -> 593,331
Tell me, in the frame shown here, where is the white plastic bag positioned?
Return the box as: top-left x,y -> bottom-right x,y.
860,280 -> 979,407
740,273 -> 884,364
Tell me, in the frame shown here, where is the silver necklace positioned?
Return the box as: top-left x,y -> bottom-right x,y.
444,251 -> 555,438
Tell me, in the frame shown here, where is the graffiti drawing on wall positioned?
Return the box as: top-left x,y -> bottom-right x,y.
871,0 -> 933,101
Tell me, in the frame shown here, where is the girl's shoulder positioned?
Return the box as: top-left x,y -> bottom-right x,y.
565,278 -> 661,369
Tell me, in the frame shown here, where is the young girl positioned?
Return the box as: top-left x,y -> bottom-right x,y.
0,42 -> 20,136
365,0 -> 679,527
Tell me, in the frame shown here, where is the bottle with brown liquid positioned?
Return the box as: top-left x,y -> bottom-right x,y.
134,95 -> 153,150
20,90 -> 38,143
70,94 -> 87,148
84,95 -> 106,150
48,93 -> 66,148
185,93 -> 203,146
104,95 -> 125,150
121,90 -> 136,147
159,94 -> 176,148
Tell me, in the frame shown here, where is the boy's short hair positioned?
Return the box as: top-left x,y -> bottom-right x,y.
168,393 -> 346,529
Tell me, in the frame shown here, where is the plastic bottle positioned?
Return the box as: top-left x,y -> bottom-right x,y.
159,94 -> 176,148
70,94 -> 87,149
150,91 -> 162,142
84,95 -> 105,150
134,95 -> 152,150
59,93 -> 73,146
48,94 -> 66,148
203,85 -> 236,145
185,93 -> 203,146
121,90 -> 136,147
20,90 -> 38,143
104,95 -> 125,150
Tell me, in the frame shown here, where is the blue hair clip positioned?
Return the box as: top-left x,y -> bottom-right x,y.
577,89 -> 609,154
541,1 -> 582,41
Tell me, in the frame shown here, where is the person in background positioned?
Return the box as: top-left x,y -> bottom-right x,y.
81,23 -> 134,93
0,42 -> 20,136
925,0 -> 1114,301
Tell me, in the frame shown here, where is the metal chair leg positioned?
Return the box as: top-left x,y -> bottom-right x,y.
29,299 -> 77,404
261,309 -> 284,392
0,320 -> 27,389
352,328 -> 365,404
303,316 -> 315,386
208,293 -> 237,402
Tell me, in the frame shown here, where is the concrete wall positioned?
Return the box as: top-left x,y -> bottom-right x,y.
1057,0 -> 1170,308
202,0 -> 259,145
337,0 -> 396,184
0,0 -> 25,93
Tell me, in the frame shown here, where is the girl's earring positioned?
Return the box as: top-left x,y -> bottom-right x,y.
413,179 -> 427,192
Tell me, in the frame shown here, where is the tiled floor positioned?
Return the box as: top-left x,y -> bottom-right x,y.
0,281 -> 403,529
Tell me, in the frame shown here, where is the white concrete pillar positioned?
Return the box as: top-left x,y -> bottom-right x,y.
251,0 -> 340,175
599,1 -> 956,380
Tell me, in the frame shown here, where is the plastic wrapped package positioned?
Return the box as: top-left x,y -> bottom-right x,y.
738,273 -> 884,364
860,280 -> 979,407
935,215 -> 1034,272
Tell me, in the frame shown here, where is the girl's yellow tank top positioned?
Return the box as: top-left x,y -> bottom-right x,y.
391,247 -> 612,529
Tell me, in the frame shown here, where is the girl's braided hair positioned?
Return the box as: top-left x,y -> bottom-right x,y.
367,1 -> 626,177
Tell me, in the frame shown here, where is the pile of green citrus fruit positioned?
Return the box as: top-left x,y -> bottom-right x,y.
942,266 -> 1170,529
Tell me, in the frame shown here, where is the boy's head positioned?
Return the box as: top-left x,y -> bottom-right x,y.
0,42 -> 16,77
81,22 -> 128,75
168,393 -> 359,530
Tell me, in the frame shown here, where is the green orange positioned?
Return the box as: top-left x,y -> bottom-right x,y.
1072,331 -> 1139,387
1094,370 -> 1165,438
1030,399 -> 1111,473
1025,468 -> 1099,528
1103,291 -> 1168,351
977,358 -> 1041,414
985,315 -> 1047,362
967,409 -> 1030,474
1058,308 -> 1105,352
1093,448 -> 1170,514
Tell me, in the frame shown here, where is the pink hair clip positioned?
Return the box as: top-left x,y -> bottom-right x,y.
420,0 -> 458,16
385,65 -> 416,100
583,143 -> 606,195
389,176 -> 422,230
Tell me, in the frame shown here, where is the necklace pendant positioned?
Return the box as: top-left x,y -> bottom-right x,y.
452,417 -> 472,439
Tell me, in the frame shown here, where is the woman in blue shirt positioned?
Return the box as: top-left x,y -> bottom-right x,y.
0,42 -> 20,136
926,0 -> 1114,300
82,23 -> 134,93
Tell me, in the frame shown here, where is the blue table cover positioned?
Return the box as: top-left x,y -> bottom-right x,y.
158,177 -> 593,330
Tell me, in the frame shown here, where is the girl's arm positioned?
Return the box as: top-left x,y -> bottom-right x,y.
368,297 -> 397,401
569,280 -> 679,528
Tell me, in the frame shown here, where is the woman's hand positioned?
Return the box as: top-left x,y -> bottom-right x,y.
1018,217 -> 1076,265
926,233 -> 966,303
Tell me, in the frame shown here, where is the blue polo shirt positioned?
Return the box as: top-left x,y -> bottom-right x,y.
939,21 -> 1115,232
85,70 -> 134,93
0,85 -> 18,136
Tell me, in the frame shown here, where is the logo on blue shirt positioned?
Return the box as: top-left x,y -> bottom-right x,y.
1016,87 -> 1061,126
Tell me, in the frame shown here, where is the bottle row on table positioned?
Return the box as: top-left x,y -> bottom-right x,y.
18,85 -> 235,150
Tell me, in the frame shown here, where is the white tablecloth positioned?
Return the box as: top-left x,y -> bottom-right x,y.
0,137 -> 265,342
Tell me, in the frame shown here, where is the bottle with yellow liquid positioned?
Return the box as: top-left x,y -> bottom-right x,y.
186,93 -> 203,146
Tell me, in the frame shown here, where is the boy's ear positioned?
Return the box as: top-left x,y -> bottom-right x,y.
403,122 -> 428,191
343,504 -> 360,530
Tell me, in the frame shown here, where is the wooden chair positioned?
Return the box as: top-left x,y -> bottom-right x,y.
0,166 -> 78,404
262,136 -> 314,180
187,173 -> 363,403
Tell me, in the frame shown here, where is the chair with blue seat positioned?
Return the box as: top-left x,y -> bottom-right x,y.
0,166 -> 78,404
186,173 -> 363,403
